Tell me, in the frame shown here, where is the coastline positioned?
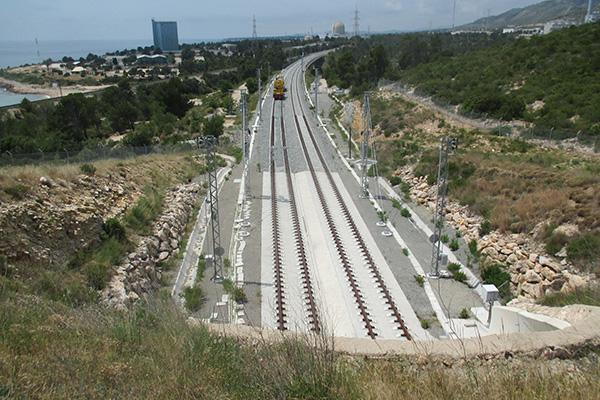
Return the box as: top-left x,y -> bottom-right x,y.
0,76 -> 112,98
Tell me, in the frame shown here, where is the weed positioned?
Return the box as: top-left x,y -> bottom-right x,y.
539,284 -> 600,307
566,232 -> 600,272
482,264 -> 511,300
479,220 -> 492,237
392,199 -> 402,210
102,218 -> 127,242
420,319 -> 430,329
440,234 -> 449,244
389,176 -> 402,186
447,263 -> 461,273
459,308 -> 470,319
183,285 -> 204,312
414,275 -> 424,287
400,208 -> 411,218
403,248 -> 409,256
468,239 -> 479,258
453,271 -> 467,283
3,183 -> 29,200
449,239 -> 460,251
80,163 -> 97,175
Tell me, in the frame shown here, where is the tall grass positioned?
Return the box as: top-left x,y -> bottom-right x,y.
0,297 -> 598,399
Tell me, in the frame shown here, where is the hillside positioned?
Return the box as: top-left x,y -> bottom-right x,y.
399,22 -> 600,140
460,0 -> 598,30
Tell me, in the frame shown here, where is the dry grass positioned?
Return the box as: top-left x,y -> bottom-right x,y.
1,297 -> 598,399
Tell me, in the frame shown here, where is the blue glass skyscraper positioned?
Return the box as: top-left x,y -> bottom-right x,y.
152,19 -> 179,52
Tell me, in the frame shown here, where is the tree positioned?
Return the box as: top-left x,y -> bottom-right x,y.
181,47 -> 195,62
49,94 -> 100,144
203,115 -> 224,138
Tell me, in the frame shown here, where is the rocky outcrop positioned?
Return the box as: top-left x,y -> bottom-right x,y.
396,166 -> 593,299
102,183 -> 200,309
0,174 -> 135,266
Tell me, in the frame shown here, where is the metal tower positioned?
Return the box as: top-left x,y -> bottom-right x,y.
313,66 -> 319,116
257,68 -> 262,120
452,0 -> 457,29
241,90 -> 250,199
430,137 -> 457,277
353,6 -> 360,37
360,92 -> 372,198
197,135 -> 223,281
585,0 -> 594,23
252,15 -> 257,39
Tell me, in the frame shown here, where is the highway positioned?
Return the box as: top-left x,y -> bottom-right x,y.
256,55 -> 430,340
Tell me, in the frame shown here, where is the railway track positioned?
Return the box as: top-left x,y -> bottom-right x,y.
290,63 -> 411,340
269,97 -> 321,332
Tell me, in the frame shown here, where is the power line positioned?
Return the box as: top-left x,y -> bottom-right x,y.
252,15 -> 257,39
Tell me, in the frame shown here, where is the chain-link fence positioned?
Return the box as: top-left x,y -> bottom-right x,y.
0,142 -> 197,167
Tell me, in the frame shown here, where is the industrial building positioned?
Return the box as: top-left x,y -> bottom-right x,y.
152,19 -> 179,52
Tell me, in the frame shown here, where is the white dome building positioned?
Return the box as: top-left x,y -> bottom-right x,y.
332,21 -> 346,36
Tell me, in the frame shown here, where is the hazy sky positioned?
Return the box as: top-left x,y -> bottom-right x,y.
1,0 -> 543,41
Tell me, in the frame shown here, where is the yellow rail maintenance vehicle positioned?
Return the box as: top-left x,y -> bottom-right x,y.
273,76 -> 285,100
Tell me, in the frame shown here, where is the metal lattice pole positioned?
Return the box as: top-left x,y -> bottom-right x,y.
257,68 -> 262,120
314,66 -> 319,116
430,137 -> 457,277
241,90 -> 250,200
198,135 -> 223,281
360,92 -> 372,198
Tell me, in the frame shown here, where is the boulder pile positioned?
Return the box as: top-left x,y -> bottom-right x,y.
396,166 -> 592,299
103,183 -> 200,309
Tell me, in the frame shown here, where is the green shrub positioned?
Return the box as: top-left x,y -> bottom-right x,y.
479,220 -> 492,236
482,264 -> 511,300
453,271 -> 467,283
402,248 -> 409,256
566,233 -> 600,270
459,308 -> 470,319
183,286 -> 204,312
389,176 -> 402,186
4,184 -> 29,200
400,208 -> 411,218
414,275 -> 424,287
102,218 -> 127,242
420,319 -> 430,329
392,199 -> 402,210
449,239 -> 460,251
85,261 -> 110,290
440,234 -> 449,244
468,239 -> 479,257
400,182 -> 411,198
545,231 -> 568,255
80,163 -> 96,175
447,263 -> 461,273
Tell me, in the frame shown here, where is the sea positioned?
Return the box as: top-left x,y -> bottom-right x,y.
0,39 -> 153,107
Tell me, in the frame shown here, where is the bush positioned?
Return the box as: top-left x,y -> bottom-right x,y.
479,220 -> 492,237
392,199 -> 402,210
482,264 -> 511,300
420,319 -> 430,329
389,176 -> 402,186
449,239 -> 460,251
539,284 -> 600,307
183,286 -> 204,312
4,184 -> 29,200
447,263 -> 461,273
468,239 -> 479,257
414,275 -> 424,287
102,218 -> 127,242
440,234 -> 449,244
453,271 -> 467,283
80,163 -> 96,176
400,208 -> 411,218
85,261 -> 110,290
402,248 -> 409,256
566,233 -> 600,270
459,308 -> 470,319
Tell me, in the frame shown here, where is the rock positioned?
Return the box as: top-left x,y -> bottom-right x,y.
521,282 -> 543,298
562,271 -> 588,292
555,247 -> 567,258
170,239 -> 178,249
524,270 -> 542,284
506,253 -> 519,265
39,176 -> 54,187
529,253 -> 538,263
540,257 -> 562,273
500,247 -> 513,256
541,267 -> 560,281
158,251 -> 170,262
553,224 -> 580,238
159,241 -> 170,252
481,246 -> 498,258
